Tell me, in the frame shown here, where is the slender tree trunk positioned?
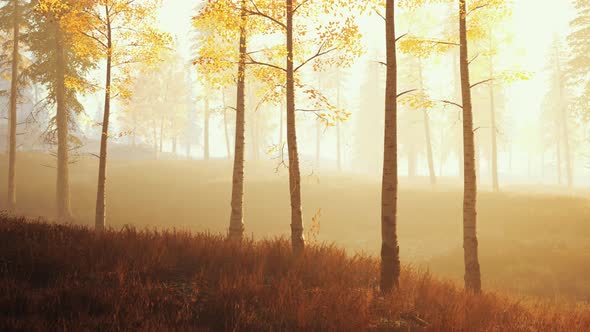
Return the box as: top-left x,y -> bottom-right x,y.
336,70 -> 342,172
557,61 -> 573,187
418,61 -> 436,185
286,0 -> 304,254
228,2 -> 247,241
556,116 -> 562,185
489,42 -> 499,192
541,149 -> 545,179
159,115 -> 164,153
279,100 -> 284,145
562,127 -> 572,186
315,120 -> 321,167
527,150 -> 532,179
204,90 -> 210,160
509,144 -> 512,173
95,12 -> 112,231
153,124 -> 158,159
186,141 -> 191,159
454,48 -> 464,180
249,108 -> 257,161
381,0 -> 400,293
255,110 -> 261,160
172,136 -> 177,154
7,2 -> 19,211
55,22 -> 72,220
459,0 -> 481,293
408,149 -> 416,177
224,109 -> 231,159
316,75 -> 321,167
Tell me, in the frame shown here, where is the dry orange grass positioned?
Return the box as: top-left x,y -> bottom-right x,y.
3,153 -> 590,302
1,215 -> 589,331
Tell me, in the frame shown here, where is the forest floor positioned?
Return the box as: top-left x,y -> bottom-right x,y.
0,152 -> 590,302
1,215 -> 589,331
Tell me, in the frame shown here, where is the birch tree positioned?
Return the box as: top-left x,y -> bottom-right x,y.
243,0 -> 363,254
78,0 -> 170,230
0,0 -> 33,211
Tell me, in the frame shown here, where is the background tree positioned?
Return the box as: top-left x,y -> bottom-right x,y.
80,0 -> 170,230
244,0 -> 363,254
193,0 -> 250,240
29,0 -> 96,219
567,0 -> 590,119
0,0 -> 34,211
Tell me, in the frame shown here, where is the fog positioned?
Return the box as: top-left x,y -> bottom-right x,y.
1,0 -> 590,303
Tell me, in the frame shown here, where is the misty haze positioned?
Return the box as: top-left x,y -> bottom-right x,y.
1,0 -> 590,331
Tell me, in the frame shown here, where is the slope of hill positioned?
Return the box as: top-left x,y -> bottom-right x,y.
1,153 -> 590,301
1,215 -> 589,331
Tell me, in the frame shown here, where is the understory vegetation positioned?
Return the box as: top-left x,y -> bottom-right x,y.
1,215 -> 589,331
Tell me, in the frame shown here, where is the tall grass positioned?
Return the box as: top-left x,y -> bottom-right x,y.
1,215 -> 589,331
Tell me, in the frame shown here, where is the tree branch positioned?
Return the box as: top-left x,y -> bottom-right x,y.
374,9 -> 385,21
467,4 -> 489,16
397,89 -> 417,98
396,33 -> 408,43
245,0 -> 286,29
419,39 -> 460,47
294,42 -> 337,72
439,99 -> 463,109
468,53 -> 480,65
470,78 -> 494,89
245,53 -> 286,72
293,0 -> 311,13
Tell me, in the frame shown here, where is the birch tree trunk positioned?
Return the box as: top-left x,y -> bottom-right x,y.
279,100 -> 284,145
380,0 -> 400,293
556,128 -> 562,184
286,0 -> 305,254
315,76 -> 321,168
459,0 -> 481,293
159,115 -> 164,153
228,2 -> 247,241
224,110 -> 231,159
336,70 -> 342,172
489,40 -> 499,192
418,61 -> 436,185
55,22 -> 72,220
95,10 -> 112,231
7,1 -> 19,211
204,89 -> 210,160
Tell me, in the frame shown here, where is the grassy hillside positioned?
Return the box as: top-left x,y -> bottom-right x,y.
1,153 -> 590,300
1,215 -> 589,331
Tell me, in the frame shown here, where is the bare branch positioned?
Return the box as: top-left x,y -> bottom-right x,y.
245,53 -> 286,72
470,78 -> 494,89
374,9 -> 385,21
396,33 -> 408,43
397,89 -> 417,98
293,0 -> 311,13
419,39 -> 460,47
467,4 -> 489,16
296,108 -> 327,113
468,53 -> 481,65
244,0 -> 286,29
294,42 -> 337,72
439,99 -> 463,109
